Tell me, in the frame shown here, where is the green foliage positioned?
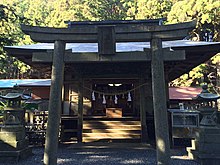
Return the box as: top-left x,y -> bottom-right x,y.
170,64 -> 208,87
0,1 -> 52,78
0,0 -> 220,89
0,4 -> 18,47
167,0 -> 220,88
0,3 -> 30,79
45,0 -> 87,27
84,0 -> 134,20
0,100 -> 6,108
136,0 -> 173,19
167,0 -> 220,41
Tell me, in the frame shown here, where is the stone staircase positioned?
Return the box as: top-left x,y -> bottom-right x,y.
83,119 -> 141,142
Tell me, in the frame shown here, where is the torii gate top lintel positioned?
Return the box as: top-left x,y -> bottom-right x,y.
21,20 -> 196,43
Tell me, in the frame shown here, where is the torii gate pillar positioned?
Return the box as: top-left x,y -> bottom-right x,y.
43,41 -> 65,165
151,38 -> 170,164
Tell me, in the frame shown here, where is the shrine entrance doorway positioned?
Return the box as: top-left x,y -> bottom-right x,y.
91,83 -> 134,118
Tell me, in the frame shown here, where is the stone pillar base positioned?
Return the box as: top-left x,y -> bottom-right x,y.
0,147 -> 32,162
187,126 -> 220,165
0,125 -> 32,162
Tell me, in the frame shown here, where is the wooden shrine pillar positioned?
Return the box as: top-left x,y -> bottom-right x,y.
140,78 -> 148,143
43,41 -> 65,165
77,78 -> 84,143
165,75 -> 173,147
151,38 -> 170,165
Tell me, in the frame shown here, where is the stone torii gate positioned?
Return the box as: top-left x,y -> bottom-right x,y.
21,20 -> 196,165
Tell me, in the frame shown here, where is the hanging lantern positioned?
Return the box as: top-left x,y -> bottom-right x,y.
102,94 -> 106,104
127,92 -> 132,102
114,95 -> 118,104
92,91 -> 95,101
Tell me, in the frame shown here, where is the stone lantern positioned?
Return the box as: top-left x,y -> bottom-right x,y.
195,84 -> 219,126
0,91 -> 32,162
1,92 -> 26,125
187,85 -> 220,165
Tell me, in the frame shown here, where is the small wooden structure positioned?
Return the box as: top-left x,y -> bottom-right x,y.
4,19 -> 220,165
0,79 -> 50,100
169,87 -> 202,109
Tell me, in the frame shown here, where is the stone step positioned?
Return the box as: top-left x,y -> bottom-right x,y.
83,129 -> 141,134
83,136 -> 141,143
82,119 -> 141,142
83,125 -> 141,129
83,120 -> 141,125
83,132 -> 141,138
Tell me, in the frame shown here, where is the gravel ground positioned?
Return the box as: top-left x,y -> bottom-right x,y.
0,145 -> 200,165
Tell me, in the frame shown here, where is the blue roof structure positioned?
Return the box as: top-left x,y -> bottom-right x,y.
5,40 -> 220,53
0,79 -> 51,88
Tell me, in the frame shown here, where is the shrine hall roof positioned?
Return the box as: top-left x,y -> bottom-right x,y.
169,87 -> 202,100
3,40 -> 220,82
5,40 -> 220,53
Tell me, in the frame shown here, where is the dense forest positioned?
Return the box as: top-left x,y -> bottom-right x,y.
0,0 -> 220,89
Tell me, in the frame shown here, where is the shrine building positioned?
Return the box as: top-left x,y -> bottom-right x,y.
4,19 -> 220,165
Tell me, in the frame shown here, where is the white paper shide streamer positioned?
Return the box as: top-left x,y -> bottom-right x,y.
127,92 -> 132,102
114,95 -> 118,104
92,91 -> 95,101
102,94 -> 106,104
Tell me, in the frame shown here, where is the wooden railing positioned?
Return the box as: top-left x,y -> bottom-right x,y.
25,111 -> 48,145
25,112 -> 78,145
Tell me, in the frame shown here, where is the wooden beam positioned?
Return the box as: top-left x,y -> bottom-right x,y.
32,49 -> 185,63
65,62 -> 149,79
115,29 -> 192,42
21,21 -> 196,43
81,73 -> 141,79
98,25 -> 116,55
66,19 -> 164,27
